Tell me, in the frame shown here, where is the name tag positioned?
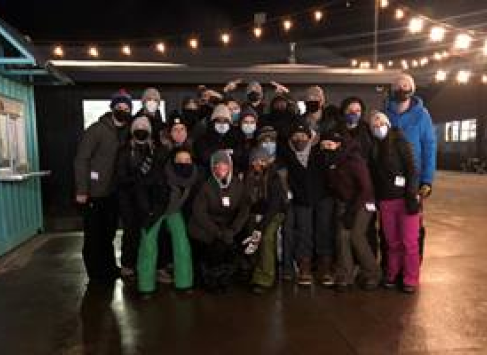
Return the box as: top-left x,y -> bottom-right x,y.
90,171 -> 99,181
222,196 -> 231,207
395,176 -> 406,187
365,203 -> 376,212
287,191 -> 293,200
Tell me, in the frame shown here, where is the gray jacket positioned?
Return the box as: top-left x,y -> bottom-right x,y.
74,113 -> 128,198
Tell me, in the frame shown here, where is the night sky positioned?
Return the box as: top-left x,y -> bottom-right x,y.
0,0 -> 485,59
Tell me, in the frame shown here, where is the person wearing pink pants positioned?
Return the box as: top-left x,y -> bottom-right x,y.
379,199 -> 420,288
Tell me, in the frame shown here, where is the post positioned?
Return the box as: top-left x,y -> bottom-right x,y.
374,0 -> 379,66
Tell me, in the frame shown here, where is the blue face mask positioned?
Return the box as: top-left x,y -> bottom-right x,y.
231,112 -> 240,124
262,141 -> 277,156
345,113 -> 361,125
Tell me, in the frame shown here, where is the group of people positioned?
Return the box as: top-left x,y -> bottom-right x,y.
74,73 -> 436,296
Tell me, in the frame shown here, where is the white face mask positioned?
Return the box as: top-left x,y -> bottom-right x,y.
145,100 -> 159,114
241,123 -> 257,136
215,122 -> 230,135
373,125 -> 389,140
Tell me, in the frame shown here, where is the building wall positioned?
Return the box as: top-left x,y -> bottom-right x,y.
0,76 -> 43,255
35,82 -> 387,230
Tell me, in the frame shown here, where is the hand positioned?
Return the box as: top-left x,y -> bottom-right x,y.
405,194 -> 421,215
242,230 -> 262,245
223,78 -> 242,92
270,81 -> 290,94
76,194 -> 88,204
418,184 -> 432,199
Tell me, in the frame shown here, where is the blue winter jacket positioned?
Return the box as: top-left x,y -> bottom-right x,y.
385,96 -> 436,185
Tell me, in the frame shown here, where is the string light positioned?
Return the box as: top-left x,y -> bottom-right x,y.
220,32 -> 231,45
388,60 -> 394,67
380,0 -> 389,9
156,42 -> 166,54
482,74 -> 487,84
314,10 -> 324,22
53,46 -> 64,57
88,46 -> 99,57
121,45 -> 131,56
442,50 -> 450,59
189,38 -> 199,50
456,70 -> 471,84
483,39 -> 487,55
433,52 -> 443,61
395,8 -> 405,20
409,17 -> 424,34
454,33 -> 472,50
401,60 -> 409,70
435,70 -> 447,82
420,57 -> 429,66
429,26 -> 446,42
283,19 -> 293,32
351,59 -> 358,67
377,63 -> 385,71
253,26 -> 263,38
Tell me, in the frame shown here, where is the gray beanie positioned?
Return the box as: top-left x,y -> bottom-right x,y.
131,116 -> 152,134
141,87 -> 161,102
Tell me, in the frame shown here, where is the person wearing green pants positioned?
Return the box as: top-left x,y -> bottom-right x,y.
137,147 -> 199,294
243,147 -> 287,294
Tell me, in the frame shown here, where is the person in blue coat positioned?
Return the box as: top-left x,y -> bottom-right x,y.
385,73 -> 437,261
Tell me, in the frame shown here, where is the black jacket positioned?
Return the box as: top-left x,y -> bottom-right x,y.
74,113 -> 128,197
232,130 -> 257,176
164,161 -> 199,215
189,177 -> 250,244
370,129 -> 418,201
345,120 -> 374,165
193,126 -> 238,170
134,108 -> 166,145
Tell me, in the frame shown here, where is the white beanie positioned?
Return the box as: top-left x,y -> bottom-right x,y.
211,104 -> 232,121
131,116 -> 152,134
393,73 -> 416,93
141,87 -> 161,102
369,110 -> 391,128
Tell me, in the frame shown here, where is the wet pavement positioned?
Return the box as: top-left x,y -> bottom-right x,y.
1,171 -> 487,355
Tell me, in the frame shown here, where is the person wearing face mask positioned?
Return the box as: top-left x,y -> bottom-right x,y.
245,81 -> 266,118
256,126 -> 279,160
233,106 -> 259,177
180,97 -> 200,132
133,87 -> 165,145
302,86 -> 340,138
368,112 -> 420,294
279,119 -> 335,286
385,74 -> 436,263
321,128 -> 381,292
136,148 -> 199,295
244,148 -> 287,294
161,112 -> 193,153
193,103 -> 237,172
225,97 -> 242,127
189,150 -> 250,293
74,89 -> 132,283
260,94 -> 298,147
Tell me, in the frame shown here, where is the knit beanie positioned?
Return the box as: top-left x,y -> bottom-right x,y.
131,116 -> 152,134
257,126 -> 278,142
249,147 -> 271,164
239,105 -> 258,122
289,119 -> 312,139
110,89 -> 133,111
211,104 -> 232,121
247,81 -> 263,95
141,87 -> 161,103
369,111 -> 391,128
393,73 -> 416,93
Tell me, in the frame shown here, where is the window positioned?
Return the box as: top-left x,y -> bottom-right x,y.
445,121 -> 460,142
82,100 -> 166,129
445,119 -> 476,142
0,95 -> 28,174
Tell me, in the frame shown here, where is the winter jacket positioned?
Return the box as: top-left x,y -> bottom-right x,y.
232,131 -> 257,176
193,126 -> 238,170
245,165 -> 287,232
189,176 -> 250,244
303,105 -> 341,138
370,129 -> 418,201
134,108 -> 166,145
164,161 -> 199,215
385,96 -> 436,185
280,140 -> 330,207
345,120 -> 374,164
324,139 -> 375,214
74,113 -> 128,198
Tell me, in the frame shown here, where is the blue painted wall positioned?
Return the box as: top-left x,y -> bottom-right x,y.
0,76 -> 43,255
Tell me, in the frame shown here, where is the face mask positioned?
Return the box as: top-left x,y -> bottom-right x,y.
173,163 -> 194,179
305,101 -> 321,114
262,141 -> 277,156
345,113 -> 361,125
292,139 -> 309,152
133,129 -> 150,142
248,91 -> 262,103
145,100 -> 159,114
241,123 -> 257,136
113,110 -> 131,124
231,112 -> 240,124
214,122 -> 230,135
393,89 -> 413,103
373,126 -> 389,140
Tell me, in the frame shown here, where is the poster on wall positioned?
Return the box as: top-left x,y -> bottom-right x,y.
0,95 -> 28,173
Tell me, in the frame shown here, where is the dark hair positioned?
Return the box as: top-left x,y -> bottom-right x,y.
340,96 -> 367,116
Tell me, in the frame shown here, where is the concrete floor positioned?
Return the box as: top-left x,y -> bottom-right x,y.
1,171 -> 487,355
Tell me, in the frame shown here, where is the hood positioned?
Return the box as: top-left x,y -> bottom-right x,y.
210,150 -> 233,189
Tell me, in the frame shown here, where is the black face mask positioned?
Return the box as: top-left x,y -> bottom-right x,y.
292,139 -> 309,152
133,129 -> 150,142
393,89 -> 413,103
248,91 -> 262,103
173,163 -> 194,179
305,101 -> 321,114
113,110 -> 132,124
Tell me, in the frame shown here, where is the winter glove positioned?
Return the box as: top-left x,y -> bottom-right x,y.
242,230 -> 262,255
405,194 -> 421,215
418,183 -> 432,199
341,209 -> 355,230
